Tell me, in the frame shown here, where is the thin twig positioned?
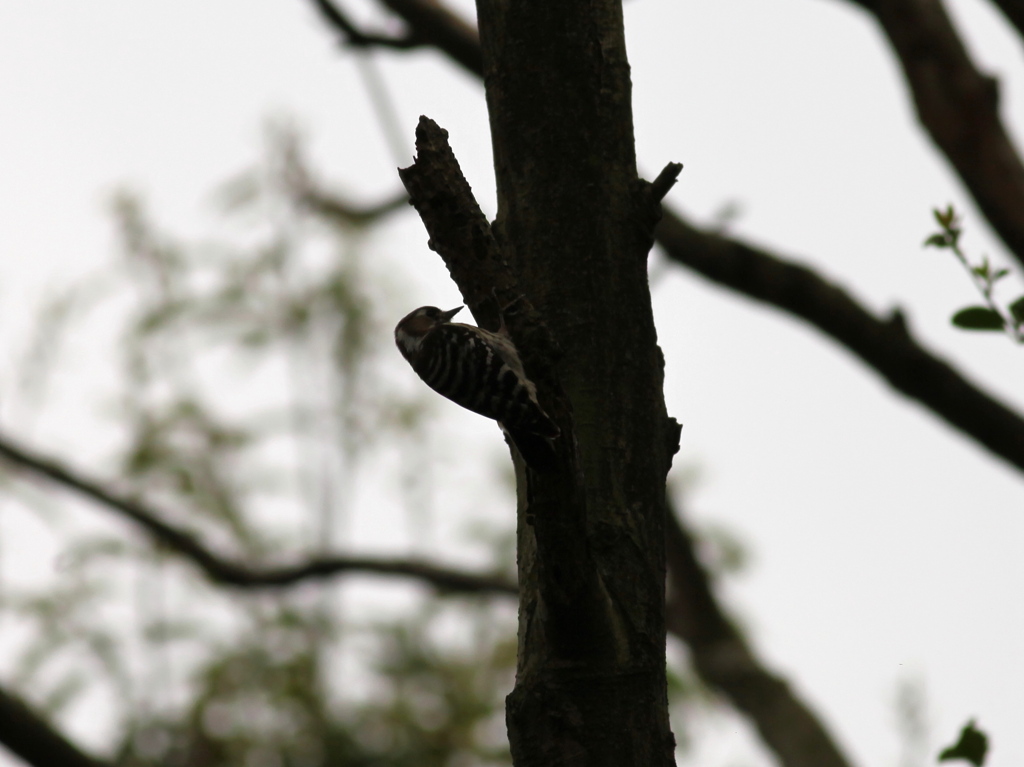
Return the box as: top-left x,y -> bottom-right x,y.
650,162 -> 683,204
300,188 -> 408,227
309,0 -> 421,50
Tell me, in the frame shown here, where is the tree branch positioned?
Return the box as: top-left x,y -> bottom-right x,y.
396,116 -> 524,323
988,0 -> 1024,41
275,120 -> 409,226
308,0 -> 482,74
299,187 -> 408,227
0,431 -> 516,596
650,162 -> 684,204
377,0 -> 482,75
308,0 -> 422,50
846,0 -> 1024,268
656,210 -> 1024,476
664,498 -> 853,767
0,684 -> 109,767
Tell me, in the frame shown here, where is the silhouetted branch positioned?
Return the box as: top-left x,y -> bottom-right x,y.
300,187 -> 408,227
0,431 -> 516,596
274,126 -> 409,227
656,211 -> 1024,476
396,116 -> 537,330
377,0 -> 482,75
650,162 -> 684,204
0,684 -> 109,767
308,0 -> 482,75
988,0 -> 1024,41
664,498 -> 853,767
309,0 -> 421,50
845,0 -> 1024,268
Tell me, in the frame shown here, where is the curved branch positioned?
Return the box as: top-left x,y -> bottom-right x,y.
378,0 -> 482,76
309,0 -> 422,50
308,0 -> 482,75
656,211 -> 1024,475
0,684 -> 108,767
847,0 -> 1024,268
299,187 -> 408,227
275,123 -> 409,226
988,0 -> 1024,41
0,431 -> 516,596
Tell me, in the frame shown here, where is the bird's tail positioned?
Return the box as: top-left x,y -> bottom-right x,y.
502,425 -> 558,473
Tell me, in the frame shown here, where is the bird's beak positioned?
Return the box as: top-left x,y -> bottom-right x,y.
441,306 -> 463,322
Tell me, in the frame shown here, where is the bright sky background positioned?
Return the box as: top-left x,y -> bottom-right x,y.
1,1 -> 1023,766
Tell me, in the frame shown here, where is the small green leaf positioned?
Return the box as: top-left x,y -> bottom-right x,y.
992,268 -> 1009,282
1009,296 -> 1024,323
938,720 -> 988,766
934,206 -> 956,228
951,307 -> 1005,331
924,233 -> 950,248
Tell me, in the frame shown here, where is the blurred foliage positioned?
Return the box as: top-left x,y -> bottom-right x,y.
894,675 -> 930,767
113,600 -> 517,767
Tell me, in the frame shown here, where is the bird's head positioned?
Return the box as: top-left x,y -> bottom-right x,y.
395,305 -> 463,355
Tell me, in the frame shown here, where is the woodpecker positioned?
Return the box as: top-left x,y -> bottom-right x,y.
395,305 -> 559,470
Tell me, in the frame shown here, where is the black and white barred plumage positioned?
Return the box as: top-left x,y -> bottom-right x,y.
395,306 -> 559,468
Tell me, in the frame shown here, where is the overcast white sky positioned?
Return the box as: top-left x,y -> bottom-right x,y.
1,1 -> 1023,766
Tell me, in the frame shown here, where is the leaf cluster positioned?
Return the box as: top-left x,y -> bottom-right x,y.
925,206 -> 1024,342
937,720 -> 988,766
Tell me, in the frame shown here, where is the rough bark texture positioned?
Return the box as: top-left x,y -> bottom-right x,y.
472,1 -> 680,765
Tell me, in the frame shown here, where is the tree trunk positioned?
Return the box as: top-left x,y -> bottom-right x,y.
474,1 -> 681,764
